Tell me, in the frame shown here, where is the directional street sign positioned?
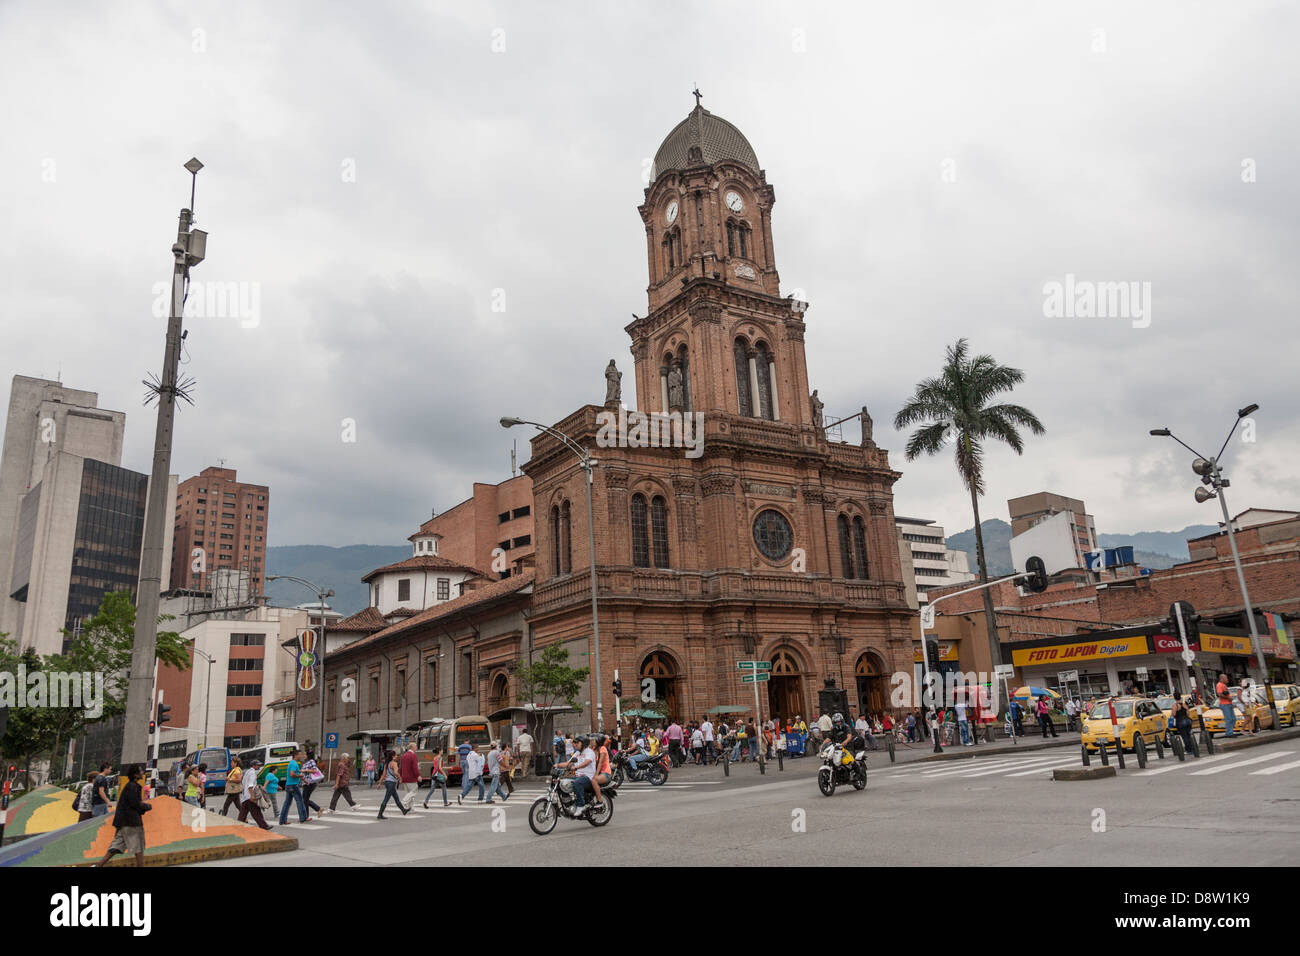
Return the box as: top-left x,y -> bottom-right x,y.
754,661 -> 771,671
993,664 -> 1015,679
741,673 -> 770,683
737,661 -> 771,671
738,661 -> 755,670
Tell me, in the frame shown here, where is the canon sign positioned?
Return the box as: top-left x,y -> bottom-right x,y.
1153,634 -> 1199,654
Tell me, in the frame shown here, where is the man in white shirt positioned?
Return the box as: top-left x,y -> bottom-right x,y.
236,758 -> 271,829
955,702 -> 971,745
700,719 -> 714,762
516,730 -> 535,777
566,736 -> 597,810
818,713 -> 833,733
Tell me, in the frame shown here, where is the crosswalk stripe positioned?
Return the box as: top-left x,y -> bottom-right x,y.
1248,758 -> 1300,776
1129,753 -> 1236,776
1004,761 -> 1088,777
956,758 -> 1081,779
922,755 -> 1068,777
1186,751 -> 1293,776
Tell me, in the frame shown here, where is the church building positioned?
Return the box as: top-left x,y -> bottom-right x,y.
524,97 -> 917,727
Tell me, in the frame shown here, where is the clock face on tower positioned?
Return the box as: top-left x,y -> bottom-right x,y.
725,191 -> 744,213
666,201 -> 678,224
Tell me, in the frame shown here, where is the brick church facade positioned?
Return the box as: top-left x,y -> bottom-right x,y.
524,100 -> 917,728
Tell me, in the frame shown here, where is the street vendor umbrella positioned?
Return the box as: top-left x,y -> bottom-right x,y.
1011,686 -> 1061,700
704,705 -> 749,714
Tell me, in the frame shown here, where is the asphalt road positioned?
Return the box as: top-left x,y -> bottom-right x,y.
193,735 -> 1300,866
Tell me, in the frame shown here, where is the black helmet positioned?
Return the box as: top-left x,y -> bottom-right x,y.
832,712 -> 845,725
576,735 -> 590,747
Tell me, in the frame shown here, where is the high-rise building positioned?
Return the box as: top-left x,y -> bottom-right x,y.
1008,491 -> 1098,568
0,376 -> 175,655
895,516 -> 976,605
170,466 -> 270,597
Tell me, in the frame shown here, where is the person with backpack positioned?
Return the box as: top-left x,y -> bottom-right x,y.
236,758 -> 273,830
90,763 -> 114,818
261,763 -> 281,816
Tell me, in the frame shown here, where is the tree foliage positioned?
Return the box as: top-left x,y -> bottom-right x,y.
513,643 -> 589,740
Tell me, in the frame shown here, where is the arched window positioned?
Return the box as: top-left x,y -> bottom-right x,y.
673,229 -> 682,266
550,505 -> 561,575
559,500 -> 572,574
664,234 -> 675,271
630,494 -> 650,568
650,496 -> 670,568
837,514 -> 854,578
733,338 -> 753,416
726,221 -> 736,257
739,223 -> 750,259
852,516 -> 869,580
754,343 -> 773,420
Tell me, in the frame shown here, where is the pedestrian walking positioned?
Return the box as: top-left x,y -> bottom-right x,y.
262,765 -> 280,817
398,741 -> 422,810
424,748 -> 450,808
196,763 -> 209,808
364,754 -> 377,788
327,753 -> 360,812
76,769 -> 98,822
484,741 -> 509,804
1036,696 -> 1058,738
459,743 -> 485,805
94,764 -> 151,867
1172,696 -> 1197,754
91,762 -> 114,818
301,750 -> 325,819
183,764 -> 203,807
237,759 -> 273,829
377,749 -> 410,819
220,756 -> 244,816
700,717 -> 715,762
956,702 -> 971,746
499,743 -> 516,795
516,729 -> 535,777
279,749 -> 310,825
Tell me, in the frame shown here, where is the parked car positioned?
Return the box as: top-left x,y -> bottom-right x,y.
1081,696 -> 1166,753
1202,686 -> 1275,735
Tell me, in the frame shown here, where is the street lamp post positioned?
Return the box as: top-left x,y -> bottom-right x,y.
501,417 -> 604,732
1150,404 -> 1273,714
191,647 -> 214,748
268,575 -> 335,754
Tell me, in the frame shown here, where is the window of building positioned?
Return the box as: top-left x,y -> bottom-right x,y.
852,516 -> 870,580
369,673 -> 380,711
733,338 -> 753,416
394,664 -> 406,707
650,496 -> 670,568
630,494 -> 650,568
437,578 -> 450,600
397,579 -> 411,602
225,683 -> 262,697
511,506 -> 530,519
230,633 -> 266,646
425,657 -> 439,700
498,540 -> 511,552
838,515 -> 854,578
498,511 -> 510,523
754,343 -> 774,420
512,534 -> 531,548
196,508 -> 205,514
559,501 -> 571,574
460,650 -> 473,694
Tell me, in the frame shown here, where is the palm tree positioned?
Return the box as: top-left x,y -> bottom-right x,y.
893,338 -> 1045,682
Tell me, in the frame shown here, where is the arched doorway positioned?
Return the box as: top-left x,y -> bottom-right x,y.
855,652 -> 889,718
640,650 -> 681,722
766,647 -> 807,725
488,672 -> 510,739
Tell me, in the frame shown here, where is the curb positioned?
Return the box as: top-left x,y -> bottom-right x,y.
918,737 -> 1078,763
1053,766 -> 1116,781
74,835 -> 300,867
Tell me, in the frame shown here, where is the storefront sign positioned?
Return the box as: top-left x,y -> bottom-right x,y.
1200,633 -> 1252,655
912,641 -> 959,663
1153,633 -> 1200,654
1011,636 -> 1147,667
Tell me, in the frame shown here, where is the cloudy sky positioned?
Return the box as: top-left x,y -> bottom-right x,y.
2,0 -> 1296,549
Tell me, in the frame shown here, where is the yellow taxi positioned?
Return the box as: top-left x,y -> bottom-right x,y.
1201,686 -> 1276,735
1081,696 -> 1166,753
1265,684 -> 1300,728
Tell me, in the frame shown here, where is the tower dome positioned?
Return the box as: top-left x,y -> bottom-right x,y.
652,102 -> 760,180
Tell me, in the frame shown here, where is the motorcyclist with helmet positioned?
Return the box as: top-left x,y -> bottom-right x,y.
828,713 -> 864,766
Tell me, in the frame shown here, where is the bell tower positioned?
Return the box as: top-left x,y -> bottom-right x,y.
628,95 -> 813,426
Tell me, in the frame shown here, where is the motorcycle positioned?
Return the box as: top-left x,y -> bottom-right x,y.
528,767 -> 617,835
816,741 -> 866,796
610,750 -> 668,786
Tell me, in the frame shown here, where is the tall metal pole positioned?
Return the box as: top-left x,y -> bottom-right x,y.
123,176 -> 202,766
1214,477 -> 1268,682
584,461 -> 603,733
318,588 -> 328,757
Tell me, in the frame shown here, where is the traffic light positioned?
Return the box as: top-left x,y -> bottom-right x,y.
148,720 -> 156,735
1023,555 -> 1048,593
1165,601 -> 1201,641
925,638 -> 941,672
612,679 -> 623,698
156,701 -> 171,726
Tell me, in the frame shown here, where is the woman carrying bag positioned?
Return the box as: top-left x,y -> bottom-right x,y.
423,748 -> 450,808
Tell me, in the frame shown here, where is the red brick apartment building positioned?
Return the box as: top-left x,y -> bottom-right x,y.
170,466 -> 270,596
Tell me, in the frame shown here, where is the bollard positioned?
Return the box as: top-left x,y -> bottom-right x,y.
722,752 -> 730,777
1172,734 -> 1185,761
1134,735 -> 1147,769
777,751 -> 784,772
1189,733 -> 1200,757
1115,740 -> 1126,770
1099,742 -> 1109,766
759,755 -> 766,775
1155,736 -> 1165,760
1081,744 -> 1090,767
1202,731 -> 1215,755
887,738 -> 896,763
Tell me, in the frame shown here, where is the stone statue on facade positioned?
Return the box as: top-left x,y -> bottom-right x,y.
605,359 -> 621,405
810,389 -> 824,430
667,363 -> 685,411
860,405 -> 874,445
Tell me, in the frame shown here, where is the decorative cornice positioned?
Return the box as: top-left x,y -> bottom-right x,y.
603,469 -> 630,489
701,473 -> 737,496
688,300 -> 723,325
671,475 -> 698,496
